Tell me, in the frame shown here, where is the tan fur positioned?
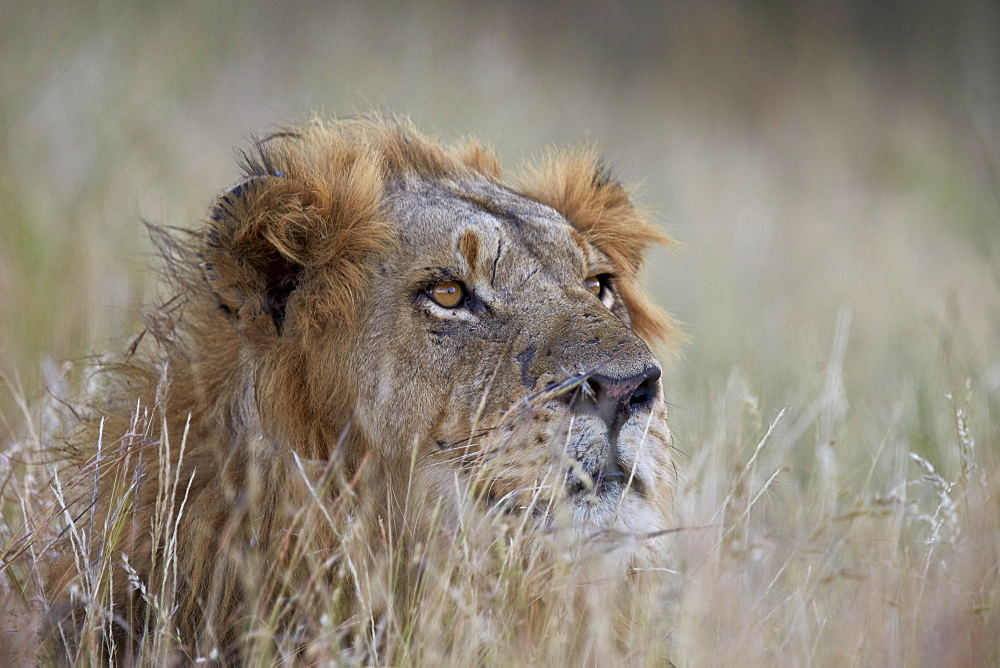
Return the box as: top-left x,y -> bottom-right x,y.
47,114 -> 677,661
520,147 -> 678,343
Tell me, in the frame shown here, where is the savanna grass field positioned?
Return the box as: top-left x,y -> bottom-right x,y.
2,1 -> 1000,664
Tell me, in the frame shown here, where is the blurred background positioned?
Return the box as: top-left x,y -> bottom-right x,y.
1,0 -> 998,478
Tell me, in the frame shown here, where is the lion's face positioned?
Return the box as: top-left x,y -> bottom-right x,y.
355,177 -> 672,536
51,118 -> 676,659
200,119 -> 675,551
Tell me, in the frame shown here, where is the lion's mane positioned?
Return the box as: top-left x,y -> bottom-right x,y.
45,114 -> 676,662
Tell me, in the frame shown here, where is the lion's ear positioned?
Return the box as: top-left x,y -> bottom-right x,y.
519,148 -> 680,346
199,174 -> 308,336
199,135 -> 392,339
520,148 -> 672,270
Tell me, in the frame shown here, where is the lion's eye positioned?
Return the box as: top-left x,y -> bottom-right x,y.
429,281 -> 465,308
585,274 -> 615,308
584,275 -> 603,296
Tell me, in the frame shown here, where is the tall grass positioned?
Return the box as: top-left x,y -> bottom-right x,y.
671,320 -> 999,665
0,369 -> 666,663
1,304 -> 996,664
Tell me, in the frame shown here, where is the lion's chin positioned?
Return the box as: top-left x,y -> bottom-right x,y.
571,492 -> 663,536
553,498 -> 665,578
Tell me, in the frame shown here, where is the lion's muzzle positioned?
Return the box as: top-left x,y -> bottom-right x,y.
575,365 -> 661,431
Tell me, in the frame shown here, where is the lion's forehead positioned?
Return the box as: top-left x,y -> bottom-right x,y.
387,178 -> 598,287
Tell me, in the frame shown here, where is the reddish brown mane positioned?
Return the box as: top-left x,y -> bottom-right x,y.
47,114 -> 676,661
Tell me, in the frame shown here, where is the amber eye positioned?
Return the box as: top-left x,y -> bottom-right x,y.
429,281 -> 465,308
584,275 -> 603,296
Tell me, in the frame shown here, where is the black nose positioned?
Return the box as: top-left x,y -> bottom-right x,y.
579,366 -> 661,427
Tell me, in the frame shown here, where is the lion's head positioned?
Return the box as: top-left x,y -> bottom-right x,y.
364,171 -> 674,539
202,117 -> 675,541
50,114 -> 677,659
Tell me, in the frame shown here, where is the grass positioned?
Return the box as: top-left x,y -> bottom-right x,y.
670,350 -> 999,664
2,1 -> 1000,664
1,302 -> 996,664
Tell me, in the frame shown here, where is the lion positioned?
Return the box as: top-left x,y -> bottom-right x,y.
45,114 -> 678,663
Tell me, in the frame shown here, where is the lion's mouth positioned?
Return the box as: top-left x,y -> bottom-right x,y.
567,460 -> 647,499
475,459 -> 648,519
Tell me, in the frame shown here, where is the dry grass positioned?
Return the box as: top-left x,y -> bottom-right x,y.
0,367 -> 670,664
2,1 -> 1000,664
1,308 -> 996,664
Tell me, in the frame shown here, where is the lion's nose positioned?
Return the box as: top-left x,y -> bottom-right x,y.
582,365 -> 661,427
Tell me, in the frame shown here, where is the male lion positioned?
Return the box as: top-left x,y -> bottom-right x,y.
46,114 -> 677,662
